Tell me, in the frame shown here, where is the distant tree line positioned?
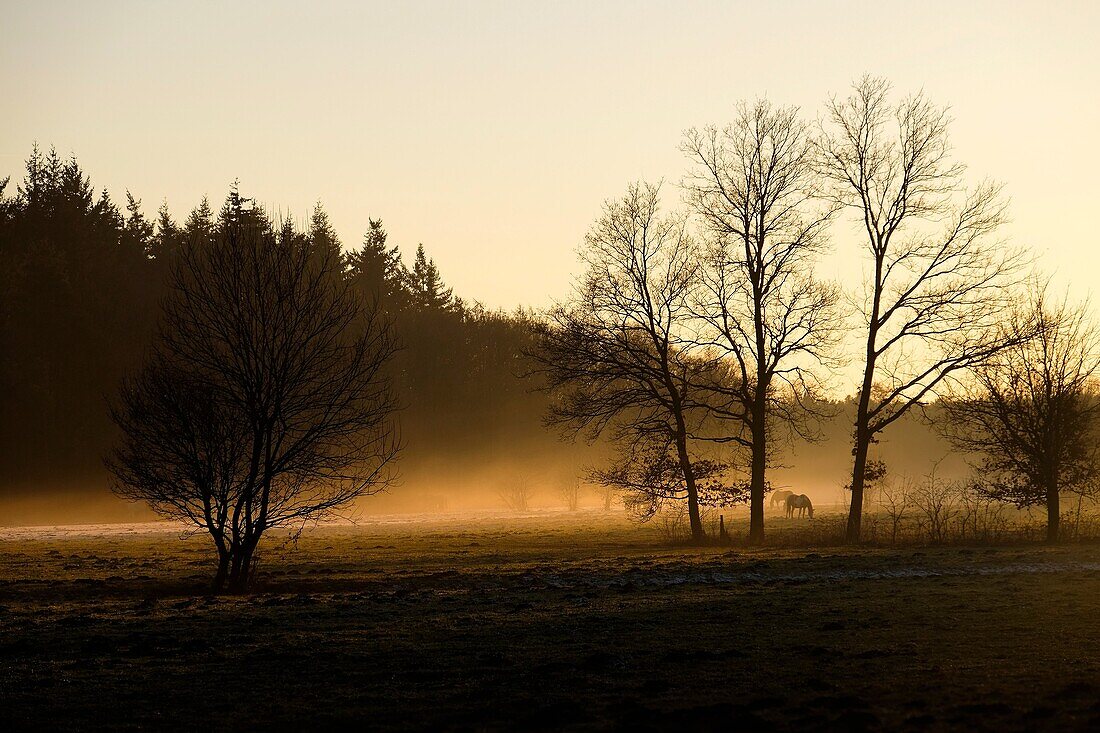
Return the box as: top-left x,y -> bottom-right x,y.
0,147 -> 159,482
0,146 -> 569,516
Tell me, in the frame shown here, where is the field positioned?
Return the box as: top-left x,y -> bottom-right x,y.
2,509 -> 1100,731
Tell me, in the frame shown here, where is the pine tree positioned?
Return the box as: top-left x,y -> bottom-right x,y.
308,203 -> 343,273
215,182 -> 270,235
408,243 -> 455,312
345,218 -> 408,311
149,200 -> 182,263
182,197 -> 215,248
123,192 -> 154,256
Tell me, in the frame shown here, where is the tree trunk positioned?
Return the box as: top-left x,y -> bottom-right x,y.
847,425 -> 870,543
847,331 -> 877,544
748,410 -> 767,544
212,551 -> 230,594
1046,481 -> 1060,544
848,246 -> 883,545
227,550 -> 245,593
749,258 -> 769,546
673,428 -> 705,543
227,539 -> 258,594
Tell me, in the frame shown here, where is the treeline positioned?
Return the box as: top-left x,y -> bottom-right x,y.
0,146 -> 579,512
0,148 -> 158,483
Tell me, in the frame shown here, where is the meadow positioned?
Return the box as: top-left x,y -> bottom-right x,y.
2,509 -> 1099,731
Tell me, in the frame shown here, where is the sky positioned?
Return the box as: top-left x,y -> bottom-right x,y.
2,0 -> 1098,309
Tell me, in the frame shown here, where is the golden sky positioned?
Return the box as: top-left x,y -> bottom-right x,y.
2,1 -> 1097,308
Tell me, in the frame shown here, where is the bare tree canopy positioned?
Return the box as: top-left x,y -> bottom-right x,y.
530,182 -> 716,542
683,99 -> 841,543
818,76 -> 1027,542
108,193 -> 400,592
944,283 -> 1100,541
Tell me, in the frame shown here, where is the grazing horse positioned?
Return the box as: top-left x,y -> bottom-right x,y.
785,494 -> 814,519
770,489 -> 795,509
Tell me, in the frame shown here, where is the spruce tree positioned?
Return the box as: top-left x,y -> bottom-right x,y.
408,243 -> 455,312
346,218 -> 408,311
181,196 -> 215,248
149,200 -> 182,263
123,192 -> 155,255
308,203 -> 343,272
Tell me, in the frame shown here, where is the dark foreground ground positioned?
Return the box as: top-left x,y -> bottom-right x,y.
1,510 -> 1099,731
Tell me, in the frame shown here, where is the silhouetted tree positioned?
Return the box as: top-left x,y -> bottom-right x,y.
683,99 -> 841,544
149,200 -> 183,266
560,477 -> 581,511
182,196 -> 216,246
408,243 -> 457,311
944,284 -> 1100,542
108,194 -> 400,592
818,77 -> 1027,542
123,193 -> 155,254
531,183 -> 713,542
345,218 -> 408,313
308,202 -> 343,274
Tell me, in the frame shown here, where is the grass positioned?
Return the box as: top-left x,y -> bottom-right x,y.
1,509 -> 1099,731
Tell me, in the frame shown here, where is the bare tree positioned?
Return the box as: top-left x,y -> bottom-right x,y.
598,484 -> 616,512
683,99 -> 841,544
818,76 -> 1026,542
497,475 -> 533,512
530,183 -> 714,542
944,284 -> 1100,542
108,197 -> 399,592
912,464 -> 961,544
954,484 -> 1007,543
559,477 -> 581,511
879,476 -> 913,544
